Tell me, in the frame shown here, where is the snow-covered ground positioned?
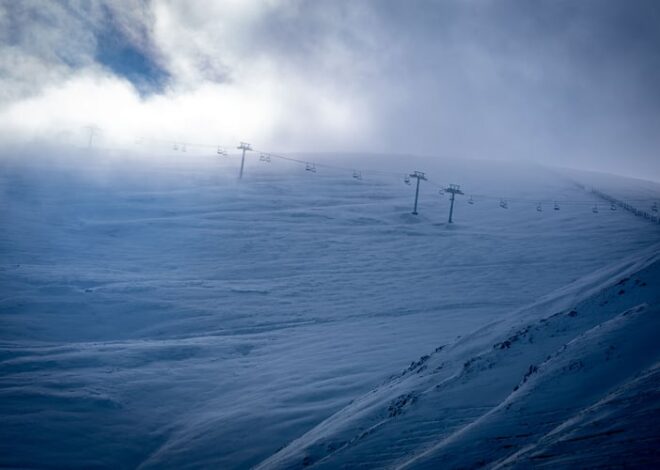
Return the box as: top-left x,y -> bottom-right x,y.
258,245 -> 660,469
1,147 -> 658,468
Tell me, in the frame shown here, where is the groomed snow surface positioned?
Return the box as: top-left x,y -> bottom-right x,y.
1,148 -> 659,468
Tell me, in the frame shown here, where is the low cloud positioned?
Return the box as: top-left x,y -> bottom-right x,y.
1,0 -> 659,179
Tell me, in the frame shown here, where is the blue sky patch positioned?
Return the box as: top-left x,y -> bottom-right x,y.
95,21 -> 169,96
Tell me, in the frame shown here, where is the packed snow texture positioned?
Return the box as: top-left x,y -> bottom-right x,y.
1,148 -> 658,468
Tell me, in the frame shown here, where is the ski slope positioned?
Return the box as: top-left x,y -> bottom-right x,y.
0,148 -> 658,468
257,245 -> 660,469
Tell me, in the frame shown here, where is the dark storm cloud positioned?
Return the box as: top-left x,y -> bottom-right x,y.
354,0 -> 660,176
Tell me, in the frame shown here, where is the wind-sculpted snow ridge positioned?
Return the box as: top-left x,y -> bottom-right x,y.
256,245 -> 660,469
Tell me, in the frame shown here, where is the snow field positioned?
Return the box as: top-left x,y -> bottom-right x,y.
1,149 -> 658,468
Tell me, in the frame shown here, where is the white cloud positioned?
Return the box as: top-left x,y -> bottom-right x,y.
0,62 -> 369,152
0,0 -> 374,153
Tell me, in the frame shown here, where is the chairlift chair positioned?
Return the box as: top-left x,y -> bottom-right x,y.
592,204 -> 599,214
610,203 -> 617,211
353,171 -> 362,180
305,163 -> 316,173
536,203 -> 543,212
404,175 -> 411,185
499,199 -> 508,209
653,202 -> 658,212
468,196 -> 474,205
554,202 -> 560,211
173,143 -> 179,151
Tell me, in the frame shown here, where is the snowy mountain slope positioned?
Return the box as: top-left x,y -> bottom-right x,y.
402,291 -> 660,468
0,149 -> 658,468
496,361 -> 660,468
255,245 -> 660,469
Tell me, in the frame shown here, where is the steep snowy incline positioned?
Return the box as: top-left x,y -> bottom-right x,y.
495,361 -> 660,468
256,245 -> 660,469
0,149 -> 658,468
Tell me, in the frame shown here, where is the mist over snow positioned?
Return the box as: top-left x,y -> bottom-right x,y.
1,1 -> 660,469
1,0 -> 660,178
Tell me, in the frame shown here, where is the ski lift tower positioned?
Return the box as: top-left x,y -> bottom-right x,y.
83,125 -> 101,148
237,142 -> 252,179
445,183 -> 464,223
409,171 -> 427,215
